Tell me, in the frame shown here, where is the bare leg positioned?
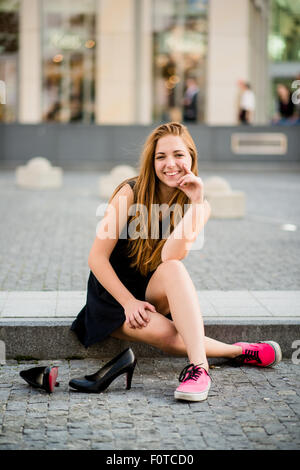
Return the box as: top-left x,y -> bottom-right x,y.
152,260 -> 208,368
145,260 -> 242,367
111,312 -> 242,359
204,336 -> 242,358
112,260 -> 242,364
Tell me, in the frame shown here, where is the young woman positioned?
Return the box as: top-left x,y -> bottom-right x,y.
71,122 -> 282,402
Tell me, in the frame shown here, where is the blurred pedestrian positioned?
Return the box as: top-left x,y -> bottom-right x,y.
238,80 -> 255,124
45,102 -> 61,121
272,83 -> 295,125
183,77 -> 199,122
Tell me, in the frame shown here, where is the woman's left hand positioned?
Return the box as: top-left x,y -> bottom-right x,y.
177,163 -> 204,203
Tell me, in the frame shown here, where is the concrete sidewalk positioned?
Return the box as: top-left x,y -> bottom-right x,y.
0,290 -> 299,360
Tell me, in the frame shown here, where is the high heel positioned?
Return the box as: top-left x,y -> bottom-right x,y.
126,359 -> 137,390
20,366 -> 59,393
69,348 -> 137,393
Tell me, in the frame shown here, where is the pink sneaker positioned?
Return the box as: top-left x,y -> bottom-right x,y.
232,341 -> 282,367
174,364 -> 211,402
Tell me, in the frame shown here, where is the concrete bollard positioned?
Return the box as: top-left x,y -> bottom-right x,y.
16,157 -> 63,189
204,176 -> 245,218
99,165 -> 137,199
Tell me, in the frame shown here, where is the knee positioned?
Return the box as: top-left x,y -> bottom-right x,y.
157,259 -> 186,278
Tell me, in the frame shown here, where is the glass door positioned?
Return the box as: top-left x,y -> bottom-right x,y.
152,0 -> 208,123
41,0 -> 96,123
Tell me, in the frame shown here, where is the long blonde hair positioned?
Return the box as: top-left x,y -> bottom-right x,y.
110,122 -> 199,276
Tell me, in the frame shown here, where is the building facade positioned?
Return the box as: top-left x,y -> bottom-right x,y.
0,0 -> 299,126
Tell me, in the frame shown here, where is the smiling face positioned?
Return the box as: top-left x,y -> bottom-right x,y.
154,135 -> 192,192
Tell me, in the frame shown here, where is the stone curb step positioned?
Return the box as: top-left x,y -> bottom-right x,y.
0,319 -> 299,360
0,291 -> 299,360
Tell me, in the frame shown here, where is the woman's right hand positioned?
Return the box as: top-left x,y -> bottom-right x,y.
124,298 -> 157,329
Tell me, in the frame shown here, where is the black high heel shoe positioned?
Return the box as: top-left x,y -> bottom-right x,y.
69,348 -> 137,393
20,366 -> 59,393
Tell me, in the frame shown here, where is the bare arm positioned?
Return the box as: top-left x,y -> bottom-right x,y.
88,183 -> 135,306
161,199 -> 211,261
88,183 -> 156,328
161,163 -> 211,261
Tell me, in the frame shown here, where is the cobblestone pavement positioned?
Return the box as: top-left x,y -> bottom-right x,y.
0,168 -> 299,292
0,358 -> 299,450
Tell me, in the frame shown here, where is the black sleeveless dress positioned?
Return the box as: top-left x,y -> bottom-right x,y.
70,179 -> 157,348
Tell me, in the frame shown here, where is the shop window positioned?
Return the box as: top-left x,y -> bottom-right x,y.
268,0 -> 300,123
42,0 -> 96,123
152,0 -> 208,123
0,0 -> 19,123
269,0 -> 300,62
